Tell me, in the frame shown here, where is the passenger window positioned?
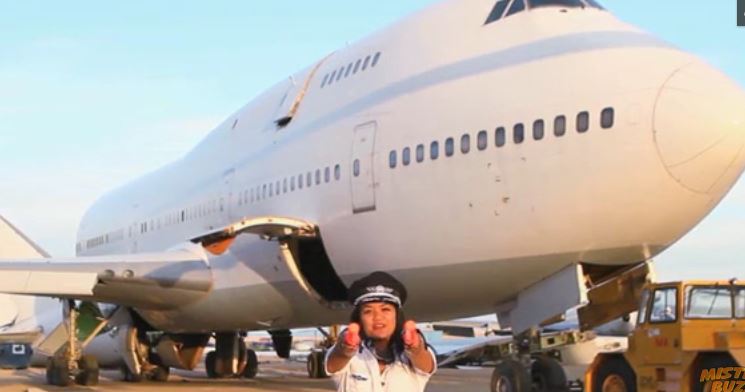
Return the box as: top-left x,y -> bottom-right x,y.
325,167 -> 331,183
276,181 -> 280,194
533,120 -> 545,141
372,52 -> 382,67
389,151 -> 397,168
416,144 -> 425,163
315,169 -> 321,185
298,174 -> 304,189
601,107 -> 614,129
344,63 -> 354,78
495,127 -> 506,147
461,134 -> 471,154
477,130 -> 488,151
445,138 -> 455,157
336,66 -> 345,81
403,147 -> 411,166
262,184 -> 267,199
321,74 -> 329,88
307,172 -> 312,187
353,159 -> 361,177
554,116 -> 566,137
335,164 -> 341,180
577,111 -> 590,133
514,123 -> 525,144
353,59 -> 362,74
283,178 -> 288,193
290,177 -> 296,191
649,287 -> 678,323
430,141 -> 439,160
269,183 -> 274,197
328,70 -> 337,86
362,55 -> 371,71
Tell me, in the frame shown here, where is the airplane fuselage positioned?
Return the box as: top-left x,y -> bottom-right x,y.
74,0 -> 745,333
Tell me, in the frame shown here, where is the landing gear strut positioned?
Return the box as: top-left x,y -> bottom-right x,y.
44,300 -> 108,387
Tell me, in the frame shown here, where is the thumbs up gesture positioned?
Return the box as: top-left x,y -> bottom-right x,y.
402,320 -> 422,352
343,323 -> 361,348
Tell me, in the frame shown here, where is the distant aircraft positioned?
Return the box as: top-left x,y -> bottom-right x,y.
1,0 -> 745,387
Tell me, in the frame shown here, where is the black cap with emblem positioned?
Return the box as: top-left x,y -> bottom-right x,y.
348,271 -> 408,308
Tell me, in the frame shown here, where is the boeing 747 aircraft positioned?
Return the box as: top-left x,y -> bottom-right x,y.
1,0 -> 745,388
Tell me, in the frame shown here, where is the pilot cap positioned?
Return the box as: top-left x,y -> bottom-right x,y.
349,271 -> 408,308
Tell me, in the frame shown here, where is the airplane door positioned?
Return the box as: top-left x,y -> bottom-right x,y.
221,168 -> 236,223
351,122 -> 377,214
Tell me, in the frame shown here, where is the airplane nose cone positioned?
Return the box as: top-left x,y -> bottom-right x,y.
654,62 -> 745,194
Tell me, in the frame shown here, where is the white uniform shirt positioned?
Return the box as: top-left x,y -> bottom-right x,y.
325,344 -> 437,392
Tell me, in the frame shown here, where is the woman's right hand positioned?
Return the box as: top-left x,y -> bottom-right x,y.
340,323 -> 361,357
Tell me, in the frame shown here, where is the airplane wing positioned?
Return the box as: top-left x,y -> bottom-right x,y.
0,214 -> 316,310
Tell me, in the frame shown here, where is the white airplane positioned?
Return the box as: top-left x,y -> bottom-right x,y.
2,0 -> 745,388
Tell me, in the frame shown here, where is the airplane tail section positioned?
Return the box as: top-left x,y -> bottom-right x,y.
0,215 -> 49,259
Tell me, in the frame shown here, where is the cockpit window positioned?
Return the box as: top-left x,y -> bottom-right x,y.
530,0 -> 584,8
485,0 -> 510,25
485,0 -> 604,25
506,0 -> 526,18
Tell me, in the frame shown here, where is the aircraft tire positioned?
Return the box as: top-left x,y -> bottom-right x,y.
75,355 -> 100,386
46,357 -> 72,387
307,352 -> 319,378
121,364 -> 144,382
531,355 -> 567,392
491,359 -> 530,392
243,348 -> 258,379
592,356 -> 636,392
307,351 -> 328,379
150,365 -> 170,382
205,351 -> 218,378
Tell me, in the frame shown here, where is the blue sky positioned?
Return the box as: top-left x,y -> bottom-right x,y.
1,1 -> 744,282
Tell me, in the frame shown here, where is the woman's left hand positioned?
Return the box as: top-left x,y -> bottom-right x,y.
402,320 -> 435,373
402,320 -> 423,352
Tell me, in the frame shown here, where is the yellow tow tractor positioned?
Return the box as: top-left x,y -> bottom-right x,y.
586,279 -> 745,392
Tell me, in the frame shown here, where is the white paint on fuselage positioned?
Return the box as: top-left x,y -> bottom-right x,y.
73,1 -> 745,332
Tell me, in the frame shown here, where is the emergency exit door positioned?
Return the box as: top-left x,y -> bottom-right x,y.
351,122 -> 377,214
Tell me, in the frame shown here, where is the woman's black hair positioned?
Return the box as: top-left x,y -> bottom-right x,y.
350,303 -> 407,361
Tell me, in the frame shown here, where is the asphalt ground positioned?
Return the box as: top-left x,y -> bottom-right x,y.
0,360 -> 495,392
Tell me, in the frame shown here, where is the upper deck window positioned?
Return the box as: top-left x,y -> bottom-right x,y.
485,0 -> 604,25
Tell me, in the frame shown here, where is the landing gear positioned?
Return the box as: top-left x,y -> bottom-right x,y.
306,325 -> 338,379
150,365 -> 170,382
205,351 -> 218,379
243,347 -> 258,379
75,355 -> 100,386
531,356 -> 567,392
43,300 -> 108,387
46,357 -> 71,387
491,359 -> 531,392
307,350 -> 328,379
205,333 -> 258,379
